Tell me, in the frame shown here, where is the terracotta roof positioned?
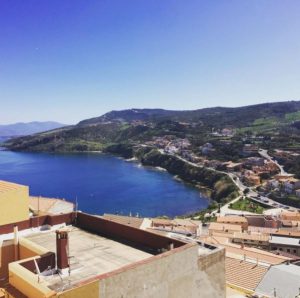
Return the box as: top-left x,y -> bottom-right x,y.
217,216 -> 248,224
209,222 -> 242,232
272,229 -> 300,238
29,196 -> 74,215
233,232 -> 269,242
202,236 -> 291,265
281,211 -> 300,221
102,214 -> 143,229
0,180 -> 27,193
152,218 -> 173,226
248,226 -> 278,234
225,257 -> 268,291
173,219 -> 201,226
270,250 -> 300,260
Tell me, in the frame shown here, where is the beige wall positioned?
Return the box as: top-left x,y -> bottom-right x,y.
18,238 -> 49,260
98,244 -> 226,298
57,280 -> 99,298
0,185 -> 29,225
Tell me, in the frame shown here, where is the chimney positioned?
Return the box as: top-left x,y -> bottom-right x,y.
56,230 -> 69,272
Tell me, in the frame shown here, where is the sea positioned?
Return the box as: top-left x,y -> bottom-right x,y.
0,151 -> 209,217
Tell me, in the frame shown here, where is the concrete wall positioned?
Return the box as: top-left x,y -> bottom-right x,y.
76,212 -> 185,251
97,244 -> 225,298
198,248 -> 226,297
0,213 -> 75,235
0,186 -> 29,226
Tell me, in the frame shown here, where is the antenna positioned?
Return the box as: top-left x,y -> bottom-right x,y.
74,196 -> 78,226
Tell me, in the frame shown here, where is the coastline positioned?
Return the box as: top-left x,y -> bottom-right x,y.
1,146 -> 237,217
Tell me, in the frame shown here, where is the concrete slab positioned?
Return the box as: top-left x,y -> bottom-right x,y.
25,226 -> 153,291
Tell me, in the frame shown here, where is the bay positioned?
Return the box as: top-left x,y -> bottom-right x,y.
0,151 -> 209,217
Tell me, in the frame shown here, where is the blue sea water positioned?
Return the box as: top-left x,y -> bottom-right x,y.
0,151 -> 209,217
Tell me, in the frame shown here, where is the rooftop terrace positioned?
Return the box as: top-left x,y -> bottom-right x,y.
25,226 -> 153,291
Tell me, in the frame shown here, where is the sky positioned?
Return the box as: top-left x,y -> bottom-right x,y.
0,0 -> 300,124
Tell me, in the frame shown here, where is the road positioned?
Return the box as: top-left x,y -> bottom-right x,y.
258,149 -> 290,176
159,149 -> 298,213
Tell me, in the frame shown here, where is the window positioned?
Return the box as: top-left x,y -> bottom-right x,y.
287,249 -> 290,253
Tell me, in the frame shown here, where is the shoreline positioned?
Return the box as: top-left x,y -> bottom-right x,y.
1,149 -> 229,217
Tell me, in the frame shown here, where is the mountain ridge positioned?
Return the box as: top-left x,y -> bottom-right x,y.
4,100 -> 300,153
0,121 -> 68,137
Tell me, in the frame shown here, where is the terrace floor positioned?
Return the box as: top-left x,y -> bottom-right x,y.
25,226 -> 153,291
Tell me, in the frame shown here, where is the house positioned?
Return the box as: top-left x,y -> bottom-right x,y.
0,180 -> 226,298
221,128 -> 235,137
231,232 -> 269,247
242,144 -> 259,156
208,222 -> 242,236
282,177 -> 300,194
224,161 -> 243,172
269,235 -> 300,256
246,215 -> 281,229
280,211 -> 300,221
256,263 -> 300,298
217,216 -> 248,230
243,170 -> 261,186
244,157 -> 265,167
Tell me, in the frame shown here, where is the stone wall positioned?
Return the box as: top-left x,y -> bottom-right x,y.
98,244 -> 225,298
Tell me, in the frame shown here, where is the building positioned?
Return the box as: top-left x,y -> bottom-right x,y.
246,215 -> 281,229
151,218 -> 202,236
242,144 -> 259,156
282,177 -> 300,194
280,211 -> 300,221
217,216 -> 248,231
255,263 -> 300,298
208,222 -> 242,236
0,180 -> 226,298
0,180 -> 29,225
223,162 -> 243,172
231,232 -> 269,247
201,143 -> 214,155
244,157 -> 265,167
243,171 -> 261,186
202,234 -> 292,296
269,235 -> 300,257
29,196 -> 74,216
1,212 -> 226,298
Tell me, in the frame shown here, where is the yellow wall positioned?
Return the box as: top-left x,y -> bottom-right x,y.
57,280 -> 99,298
9,261 -> 56,298
18,238 -> 49,260
0,185 -> 29,226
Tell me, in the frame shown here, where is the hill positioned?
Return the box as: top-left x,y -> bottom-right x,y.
4,101 -> 300,153
0,121 -> 68,138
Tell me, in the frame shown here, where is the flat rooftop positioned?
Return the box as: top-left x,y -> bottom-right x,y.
0,180 -> 27,193
25,226 -> 153,291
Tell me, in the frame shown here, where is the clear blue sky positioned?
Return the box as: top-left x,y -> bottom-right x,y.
0,0 -> 299,124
